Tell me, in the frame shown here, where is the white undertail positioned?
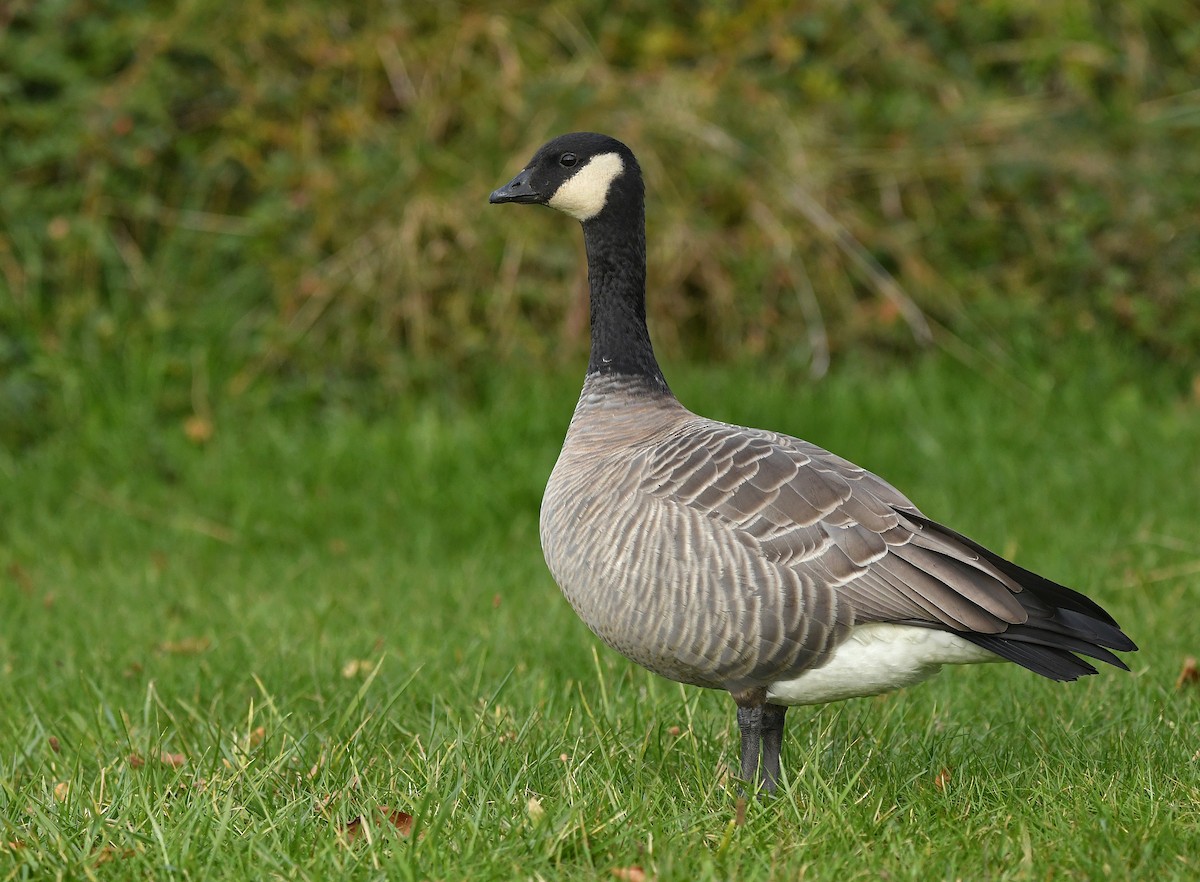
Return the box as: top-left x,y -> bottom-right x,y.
767,623 -> 998,706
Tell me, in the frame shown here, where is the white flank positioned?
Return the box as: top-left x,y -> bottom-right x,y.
766,623 -> 999,706
548,152 -> 625,221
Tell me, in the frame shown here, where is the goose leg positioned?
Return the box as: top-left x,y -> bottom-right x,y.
736,704 -> 763,786
760,703 -> 787,794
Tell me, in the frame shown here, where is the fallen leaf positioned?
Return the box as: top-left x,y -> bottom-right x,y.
247,726 -> 266,748
492,593 -> 502,608
667,726 -> 681,737
128,753 -> 145,768
381,807 -> 414,836
93,846 -> 136,866
734,796 -> 746,827
339,807 -> 414,844
160,752 -> 187,768
3,840 -> 25,852
53,782 -> 69,801
46,216 -> 70,240
8,562 -> 33,594
48,736 -> 61,753
342,816 -> 365,843
934,767 -> 952,791
611,866 -> 648,882
157,637 -> 211,655
1177,656 -> 1199,689
183,414 -> 214,444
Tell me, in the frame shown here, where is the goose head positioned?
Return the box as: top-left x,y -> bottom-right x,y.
489,132 -> 641,223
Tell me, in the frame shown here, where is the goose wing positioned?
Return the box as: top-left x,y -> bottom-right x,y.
638,418 -> 1133,680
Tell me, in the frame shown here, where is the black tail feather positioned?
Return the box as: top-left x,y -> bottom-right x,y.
973,624 -> 1130,669
963,633 -> 1100,681
903,512 -> 1137,679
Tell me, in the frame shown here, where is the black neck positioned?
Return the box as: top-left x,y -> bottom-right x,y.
581,204 -> 670,393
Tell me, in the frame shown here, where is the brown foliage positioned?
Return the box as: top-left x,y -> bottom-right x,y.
3,2 -> 1197,447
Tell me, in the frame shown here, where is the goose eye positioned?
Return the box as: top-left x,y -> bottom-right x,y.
559,153 -> 577,168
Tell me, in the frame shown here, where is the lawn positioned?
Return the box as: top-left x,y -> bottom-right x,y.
2,341 -> 1198,880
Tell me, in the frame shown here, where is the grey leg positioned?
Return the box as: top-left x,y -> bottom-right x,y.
760,703 -> 787,794
736,704 -> 763,786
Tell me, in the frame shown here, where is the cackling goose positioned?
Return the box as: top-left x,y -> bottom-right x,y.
489,132 -> 1136,794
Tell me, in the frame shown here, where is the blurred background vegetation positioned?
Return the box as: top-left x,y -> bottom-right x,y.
2,0 -> 1198,450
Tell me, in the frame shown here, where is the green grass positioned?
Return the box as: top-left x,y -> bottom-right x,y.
2,342 -> 1198,880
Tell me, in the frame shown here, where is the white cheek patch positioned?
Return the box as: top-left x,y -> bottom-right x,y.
547,152 -> 624,221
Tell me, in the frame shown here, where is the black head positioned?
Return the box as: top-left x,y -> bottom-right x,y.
489,132 -> 641,223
